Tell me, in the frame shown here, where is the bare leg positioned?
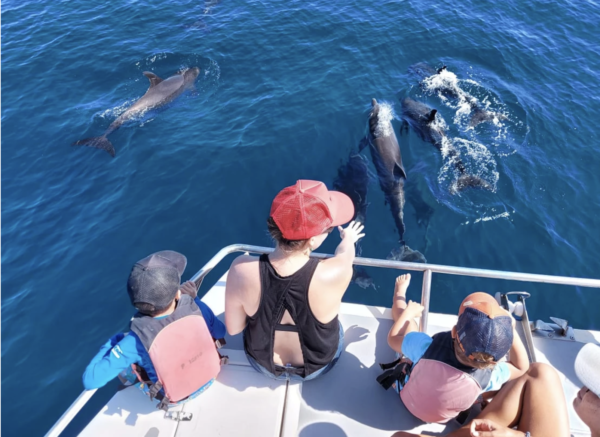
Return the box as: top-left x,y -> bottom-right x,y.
513,362 -> 569,436
388,275 -> 420,354
449,362 -> 569,437
391,363 -> 569,437
392,274 -> 412,322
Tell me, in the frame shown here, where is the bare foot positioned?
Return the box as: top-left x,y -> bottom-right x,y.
394,274 -> 411,298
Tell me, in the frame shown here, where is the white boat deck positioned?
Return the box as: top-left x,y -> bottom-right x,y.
79,273 -> 598,437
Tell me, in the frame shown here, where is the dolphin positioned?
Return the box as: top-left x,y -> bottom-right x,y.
361,99 -> 426,263
408,62 -> 447,83
73,67 -> 201,157
409,63 -> 507,127
333,150 -> 372,226
203,0 -> 220,14
333,149 -> 374,287
400,97 -> 492,193
333,146 -> 372,292
351,266 -> 376,290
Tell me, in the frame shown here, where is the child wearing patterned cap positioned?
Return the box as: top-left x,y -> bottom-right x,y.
380,274 -> 530,424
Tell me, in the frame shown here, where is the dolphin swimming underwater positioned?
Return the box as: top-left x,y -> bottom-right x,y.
73,67 -> 201,157
333,150 -> 372,226
400,97 -> 492,193
333,148 -> 376,286
409,63 -> 507,128
362,99 -> 426,263
409,62 -> 446,83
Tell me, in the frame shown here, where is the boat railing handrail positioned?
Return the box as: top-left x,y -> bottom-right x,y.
46,243 -> 600,437
190,244 -> 600,334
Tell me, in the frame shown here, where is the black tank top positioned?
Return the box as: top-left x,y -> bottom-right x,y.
243,254 -> 340,377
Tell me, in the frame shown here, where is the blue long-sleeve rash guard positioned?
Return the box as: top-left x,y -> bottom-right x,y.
82,298 -> 226,390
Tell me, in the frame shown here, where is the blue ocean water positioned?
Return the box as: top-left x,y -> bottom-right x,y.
2,0 -> 600,434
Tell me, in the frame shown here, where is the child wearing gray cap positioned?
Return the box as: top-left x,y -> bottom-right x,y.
82,251 -> 226,408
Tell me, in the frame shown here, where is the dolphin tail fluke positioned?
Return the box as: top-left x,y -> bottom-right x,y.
72,136 -> 116,157
453,174 -> 493,193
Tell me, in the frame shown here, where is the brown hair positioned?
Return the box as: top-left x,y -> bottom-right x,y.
453,337 -> 496,370
267,217 -> 310,252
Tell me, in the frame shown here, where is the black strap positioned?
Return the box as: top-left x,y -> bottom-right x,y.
377,370 -> 398,390
275,324 -> 299,332
148,381 -> 164,401
156,396 -> 170,411
214,338 -> 226,349
132,364 -> 169,405
379,357 -> 402,371
376,359 -> 413,390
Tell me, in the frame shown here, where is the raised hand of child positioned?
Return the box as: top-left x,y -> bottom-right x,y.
405,300 -> 424,319
179,281 -> 198,298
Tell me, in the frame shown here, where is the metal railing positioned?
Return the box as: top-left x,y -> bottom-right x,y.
190,244 -> 600,334
46,244 -> 600,437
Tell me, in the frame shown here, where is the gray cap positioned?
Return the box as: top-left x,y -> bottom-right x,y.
575,343 -> 600,397
127,251 -> 187,314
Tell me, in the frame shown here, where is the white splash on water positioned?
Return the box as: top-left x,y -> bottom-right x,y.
422,67 -> 509,135
438,137 -> 499,194
96,99 -> 138,120
461,210 -> 515,225
374,102 -> 396,138
93,98 -> 154,127
422,68 -> 462,96
439,135 -> 453,159
474,211 -> 510,223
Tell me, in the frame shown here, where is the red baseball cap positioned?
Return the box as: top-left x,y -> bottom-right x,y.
270,180 -> 355,240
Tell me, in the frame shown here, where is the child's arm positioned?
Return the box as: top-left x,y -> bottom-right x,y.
195,298 -> 226,340
82,334 -> 140,390
387,300 -> 424,353
485,319 -> 530,391
505,324 -> 529,379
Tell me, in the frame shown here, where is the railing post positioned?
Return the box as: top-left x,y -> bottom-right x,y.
420,269 -> 432,333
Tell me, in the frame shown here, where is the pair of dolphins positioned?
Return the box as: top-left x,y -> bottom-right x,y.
335,94 -> 495,266
402,64 -> 502,193
410,63 -> 507,128
334,99 -> 430,265
74,67 -> 200,157
400,97 -> 493,193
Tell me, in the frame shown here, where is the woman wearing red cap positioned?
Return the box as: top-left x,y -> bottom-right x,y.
225,180 -> 364,380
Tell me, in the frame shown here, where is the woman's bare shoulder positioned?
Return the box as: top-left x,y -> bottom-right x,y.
229,254 -> 260,277
314,256 -> 353,284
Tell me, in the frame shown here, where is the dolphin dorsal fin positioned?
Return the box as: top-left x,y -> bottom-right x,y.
426,109 -> 437,123
394,162 -> 408,181
143,71 -> 163,87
